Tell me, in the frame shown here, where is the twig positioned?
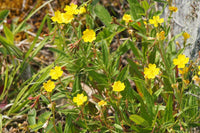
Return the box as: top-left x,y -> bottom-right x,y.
25,31 -> 44,40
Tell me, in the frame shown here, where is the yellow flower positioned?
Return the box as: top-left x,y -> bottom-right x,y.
198,66 -> 200,75
192,75 -> 199,81
98,100 -> 107,107
78,7 -> 86,14
64,3 -> 79,15
183,80 -> 190,85
112,81 -> 125,92
50,66 -> 63,80
43,80 -> 55,92
61,13 -> 74,24
122,14 -> 132,23
173,54 -> 189,68
149,16 -> 164,27
156,31 -> 165,40
179,67 -> 189,75
73,93 -> 87,106
51,10 -> 63,23
192,75 -> 200,85
182,32 -> 190,41
143,19 -> 147,25
169,6 -> 178,12
144,64 -> 160,79
82,29 -> 96,42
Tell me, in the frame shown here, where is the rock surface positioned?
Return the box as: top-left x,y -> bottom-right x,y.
162,0 -> 200,59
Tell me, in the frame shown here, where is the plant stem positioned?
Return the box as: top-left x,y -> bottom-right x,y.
48,93 -> 58,133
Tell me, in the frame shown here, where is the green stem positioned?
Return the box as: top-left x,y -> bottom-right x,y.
48,93 -> 58,133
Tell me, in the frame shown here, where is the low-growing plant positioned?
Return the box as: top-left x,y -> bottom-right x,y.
0,0 -> 199,132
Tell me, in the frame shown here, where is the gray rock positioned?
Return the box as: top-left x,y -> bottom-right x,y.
161,0 -> 200,59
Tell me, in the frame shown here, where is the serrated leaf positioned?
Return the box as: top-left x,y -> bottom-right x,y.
51,92 -> 66,101
116,66 -> 129,81
0,35 -> 23,59
102,41 -> 109,68
3,25 -> 14,44
141,1 -> 150,13
128,0 -> 144,20
94,4 -> 112,26
28,109 -> 36,125
128,40 -> 141,59
164,95 -> 173,122
114,124 -> 123,130
38,111 -> 52,123
64,114 -> 74,133
0,10 -> 9,24
129,114 -> 149,127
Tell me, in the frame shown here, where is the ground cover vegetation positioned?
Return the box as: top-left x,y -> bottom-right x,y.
0,0 -> 200,132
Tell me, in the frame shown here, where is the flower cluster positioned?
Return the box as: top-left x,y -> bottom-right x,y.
51,3 -> 86,24
144,64 -> 160,79
73,93 -> 87,106
43,66 -> 63,92
173,54 -> 189,68
82,29 -> 96,42
149,16 -> 164,27
169,6 -> 178,12
112,81 -> 125,92
179,67 -> 189,75
122,14 -> 132,23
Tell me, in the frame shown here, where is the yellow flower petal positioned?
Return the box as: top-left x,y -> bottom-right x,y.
50,66 -> 63,80
112,81 -> 125,92
173,54 -> 189,68
144,64 -> 160,79
43,80 -> 55,92
73,93 -> 87,106
122,14 -> 132,23
82,29 -> 96,42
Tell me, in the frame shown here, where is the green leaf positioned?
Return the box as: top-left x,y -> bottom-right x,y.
149,46 -> 156,64
86,14 -> 94,29
164,95 -> 173,122
14,0 -> 53,35
28,109 -> 36,125
128,40 -> 142,59
94,4 -> 112,26
38,111 -> 52,123
141,0 -> 150,13
44,120 -> 54,133
127,59 -> 143,79
88,70 -> 107,85
72,75 -> 81,93
129,114 -> 149,127
134,79 -> 154,121
0,35 -> 23,59
128,0 -> 144,20
8,64 -> 53,115
114,39 -> 129,57
51,91 -> 66,101
114,124 -> 123,131
29,121 -> 44,131
3,25 -> 14,44
64,114 -> 75,133
0,10 -> 9,25
116,66 -> 129,81
102,41 -> 109,68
